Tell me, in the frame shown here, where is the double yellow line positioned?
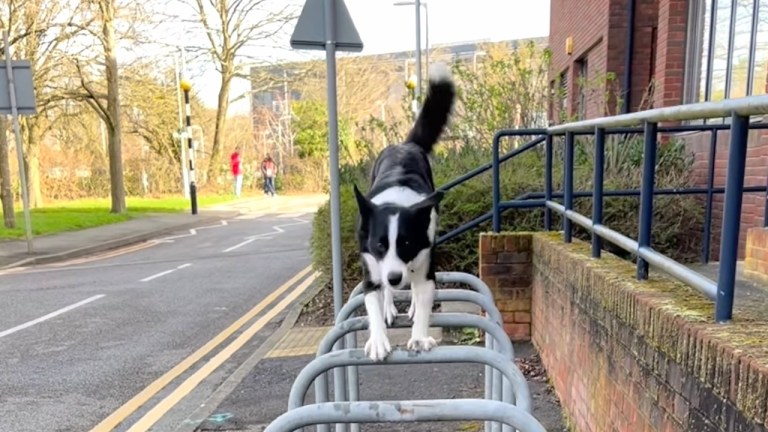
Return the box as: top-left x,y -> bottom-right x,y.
90,265 -> 318,432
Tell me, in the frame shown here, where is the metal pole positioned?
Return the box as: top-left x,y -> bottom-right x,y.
182,86 -> 198,215
3,31 -> 33,253
324,1 -> 347,430
174,54 -> 189,198
415,0 -> 422,101
424,3 -> 429,80
544,135 -> 553,230
703,130 -> 717,261
563,132 -> 574,242
715,114 -> 749,322
636,121 -> 658,280
592,128 -> 605,257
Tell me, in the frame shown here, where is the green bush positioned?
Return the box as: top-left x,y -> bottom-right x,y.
310,134 -> 704,291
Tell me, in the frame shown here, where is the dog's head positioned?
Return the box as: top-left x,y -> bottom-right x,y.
353,184 -> 444,289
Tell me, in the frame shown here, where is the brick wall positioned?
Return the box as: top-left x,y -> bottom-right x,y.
682,127 -> 768,260
484,232 -> 768,431
549,0 -> 663,120
745,228 -> 768,281
653,0 -> 687,111
477,233 -> 533,341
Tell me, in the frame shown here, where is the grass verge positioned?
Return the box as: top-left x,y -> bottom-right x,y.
0,195 -> 234,240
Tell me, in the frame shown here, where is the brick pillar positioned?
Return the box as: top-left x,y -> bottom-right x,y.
653,0 -> 687,110
478,233 -> 533,341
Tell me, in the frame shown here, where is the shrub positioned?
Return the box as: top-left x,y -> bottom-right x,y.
310,134 -> 704,291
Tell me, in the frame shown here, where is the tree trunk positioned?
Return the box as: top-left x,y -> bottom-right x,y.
103,0 -> 125,214
0,116 -> 15,228
24,118 -> 43,208
206,72 -> 232,181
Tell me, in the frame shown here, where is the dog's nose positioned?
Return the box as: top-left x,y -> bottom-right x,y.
387,272 -> 403,287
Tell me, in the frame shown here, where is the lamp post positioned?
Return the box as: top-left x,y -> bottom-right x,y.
394,1 -> 429,98
179,78 -> 198,215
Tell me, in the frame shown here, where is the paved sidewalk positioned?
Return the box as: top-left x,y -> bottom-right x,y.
0,209 -> 237,269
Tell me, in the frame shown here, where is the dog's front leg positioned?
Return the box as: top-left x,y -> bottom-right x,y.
364,288 -> 391,361
382,285 -> 398,327
406,278 -> 436,352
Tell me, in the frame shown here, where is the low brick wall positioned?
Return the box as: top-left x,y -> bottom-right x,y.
478,233 -> 533,341
479,232 -> 768,432
745,227 -> 768,282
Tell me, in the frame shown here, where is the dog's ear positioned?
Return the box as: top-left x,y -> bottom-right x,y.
352,183 -> 374,218
409,190 -> 444,222
412,190 -> 444,211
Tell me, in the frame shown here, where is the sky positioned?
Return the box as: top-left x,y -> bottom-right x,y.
186,0 -> 551,116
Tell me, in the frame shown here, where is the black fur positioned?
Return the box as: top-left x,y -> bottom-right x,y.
353,67 -> 455,295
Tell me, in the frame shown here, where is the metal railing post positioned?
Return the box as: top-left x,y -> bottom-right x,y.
637,121 -> 658,280
703,129 -> 718,263
492,132 -> 503,232
544,134 -> 553,231
592,128 -> 606,258
715,113 -> 750,322
563,132 -> 575,242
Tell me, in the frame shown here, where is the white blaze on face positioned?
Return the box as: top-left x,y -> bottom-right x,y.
379,213 -> 408,289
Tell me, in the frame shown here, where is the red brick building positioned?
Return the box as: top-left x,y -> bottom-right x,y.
549,0 -> 768,259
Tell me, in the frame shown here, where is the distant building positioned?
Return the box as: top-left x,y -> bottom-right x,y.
249,36 -> 548,121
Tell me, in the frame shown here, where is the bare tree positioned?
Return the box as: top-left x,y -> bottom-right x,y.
0,116 -> 13,228
183,0 -> 297,180
2,0 -> 86,208
69,0 -> 129,213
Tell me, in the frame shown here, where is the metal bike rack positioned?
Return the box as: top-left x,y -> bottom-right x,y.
265,272 -> 547,432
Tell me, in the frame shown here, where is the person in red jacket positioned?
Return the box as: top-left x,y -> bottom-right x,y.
230,146 -> 243,197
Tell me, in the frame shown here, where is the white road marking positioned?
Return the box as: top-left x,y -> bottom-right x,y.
153,220 -> 228,243
0,294 -> 106,339
140,270 -> 176,282
222,218 -> 308,253
140,263 -> 192,282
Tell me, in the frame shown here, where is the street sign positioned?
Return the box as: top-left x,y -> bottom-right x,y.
290,0 -> 363,52
0,60 -> 36,115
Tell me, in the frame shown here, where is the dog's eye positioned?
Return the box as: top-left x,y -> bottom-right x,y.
376,242 -> 386,251
403,240 -> 410,247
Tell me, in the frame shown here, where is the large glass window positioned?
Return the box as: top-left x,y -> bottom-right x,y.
685,0 -> 768,103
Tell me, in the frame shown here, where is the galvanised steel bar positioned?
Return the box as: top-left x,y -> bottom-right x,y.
546,201 -> 718,300
344,273 -> 503,432
333,289 -> 506,431
548,95 -> 768,133
265,399 -> 547,432
291,347 -> 530,414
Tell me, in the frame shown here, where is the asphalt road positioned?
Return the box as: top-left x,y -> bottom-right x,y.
0,202 -> 319,432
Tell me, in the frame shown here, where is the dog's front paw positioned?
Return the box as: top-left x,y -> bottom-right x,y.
407,336 -> 437,352
364,332 -> 392,361
384,301 -> 398,327
408,302 -> 415,321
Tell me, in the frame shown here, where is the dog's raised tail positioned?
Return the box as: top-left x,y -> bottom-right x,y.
406,62 -> 455,154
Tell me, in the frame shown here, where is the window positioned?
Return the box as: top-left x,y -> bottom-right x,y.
685,0 -> 768,104
558,70 -> 569,121
576,57 -> 589,119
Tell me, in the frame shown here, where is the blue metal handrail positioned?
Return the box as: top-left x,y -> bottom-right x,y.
477,95 -> 768,322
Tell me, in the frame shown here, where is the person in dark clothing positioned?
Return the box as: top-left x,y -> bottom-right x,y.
261,155 -> 277,197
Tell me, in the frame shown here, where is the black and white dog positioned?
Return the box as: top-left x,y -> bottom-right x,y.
353,63 -> 455,361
